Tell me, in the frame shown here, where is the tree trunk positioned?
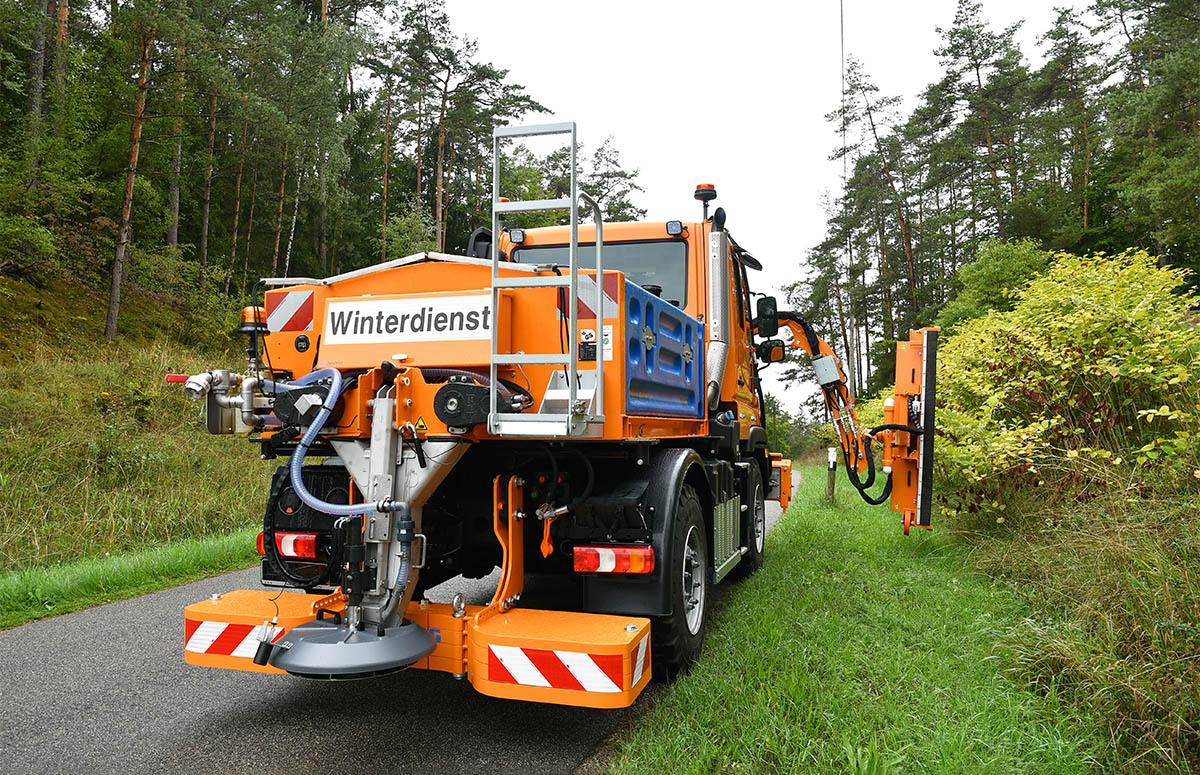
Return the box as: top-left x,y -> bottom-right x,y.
415,84 -> 424,199
318,151 -> 328,273
877,214 -> 894,342
860,91 -> 918,314
51,0 -> 68,130
381,74 -> 392,262
105,30 -> 153,342
284,164 -> 302,277
831,275 -> 856,395
442,141 -> 456,248
1068,59 -> 1093,231
167,49 -> 184,248
270,136 -> 290,273
224,126 -> 248,294
197,92 -> 217,282
25,0 -> 52,180
434,72 -> 449,251
973,63 -> 1006,238
242,166 -> 258,295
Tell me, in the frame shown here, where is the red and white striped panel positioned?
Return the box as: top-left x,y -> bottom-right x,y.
556,274 -> 620,321
631,634 -> 650,687
487,636 -> 650,693
265,290 -> 314,332
185,620 -> 283,659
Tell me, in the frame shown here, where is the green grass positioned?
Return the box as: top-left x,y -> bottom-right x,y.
605,466 -> 1105,774
0,272 -> 269,626
0,525 -> 259,629
0,275 -> 270,570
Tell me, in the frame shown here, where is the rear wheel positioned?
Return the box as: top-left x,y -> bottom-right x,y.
652,483 -> 708,679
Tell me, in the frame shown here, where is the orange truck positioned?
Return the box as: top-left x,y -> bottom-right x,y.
171,122 -> 937,708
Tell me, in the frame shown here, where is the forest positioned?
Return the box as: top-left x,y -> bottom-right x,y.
1,0 -> 1199,768
784,0 -> 1199,411
0,0 -> 643,339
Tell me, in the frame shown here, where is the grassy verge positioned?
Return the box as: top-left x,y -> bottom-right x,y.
0,526 -> 259,629
0,274 -> 271,571
604,466 -> 1104,774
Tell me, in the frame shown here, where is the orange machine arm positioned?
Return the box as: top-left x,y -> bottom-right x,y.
776,316 -> 872,477
770,311 -> 933,520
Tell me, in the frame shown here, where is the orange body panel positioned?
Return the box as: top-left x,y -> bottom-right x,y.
886,327 -> 937,527
185,475 -> 653,708
502,221 -> 765,441
183,589 -> 345,674
467,608 -> 651,709
263,245 -> 716,443
769,453 -> 794,512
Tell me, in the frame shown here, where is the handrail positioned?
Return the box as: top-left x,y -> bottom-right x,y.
578,190 -> 604,421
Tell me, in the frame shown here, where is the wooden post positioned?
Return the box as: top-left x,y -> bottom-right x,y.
825,447 -> 837,503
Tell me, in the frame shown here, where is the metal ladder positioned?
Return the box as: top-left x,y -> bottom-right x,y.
488,121 -> 604,437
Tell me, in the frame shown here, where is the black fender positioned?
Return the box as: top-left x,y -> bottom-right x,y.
582,447 -> 711,617
744,424 -> 768,455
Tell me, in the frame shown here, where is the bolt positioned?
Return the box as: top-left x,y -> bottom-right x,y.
624,624 -> 638,632
514,477 -> 525,487
210,594 -> 222,602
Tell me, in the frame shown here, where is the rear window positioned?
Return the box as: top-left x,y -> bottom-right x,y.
513,240 -> 688,306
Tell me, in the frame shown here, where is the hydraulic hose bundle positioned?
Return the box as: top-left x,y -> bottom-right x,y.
773,310 -> 922,508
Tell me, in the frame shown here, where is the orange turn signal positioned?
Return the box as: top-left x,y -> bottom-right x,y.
573,545 -> 655,574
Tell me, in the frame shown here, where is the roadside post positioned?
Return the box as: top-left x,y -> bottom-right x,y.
826,447 -> 837,503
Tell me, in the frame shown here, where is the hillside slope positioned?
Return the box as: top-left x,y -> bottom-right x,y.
0,275 -> 269,572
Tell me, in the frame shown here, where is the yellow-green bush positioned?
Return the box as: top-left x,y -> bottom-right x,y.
937,249 -> 1199,517
933,249 -> 1200,768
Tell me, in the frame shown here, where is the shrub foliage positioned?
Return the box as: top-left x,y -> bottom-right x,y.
934,249 -> 1200,768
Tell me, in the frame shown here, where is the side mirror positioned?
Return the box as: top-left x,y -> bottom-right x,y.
755,296 -> 779,337
756,339 -> 786,364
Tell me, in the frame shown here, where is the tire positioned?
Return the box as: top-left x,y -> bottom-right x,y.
652,483 -> 709,680
731,462 -> 766,580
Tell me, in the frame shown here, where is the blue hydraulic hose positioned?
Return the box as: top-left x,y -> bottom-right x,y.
286,368 -> 378,516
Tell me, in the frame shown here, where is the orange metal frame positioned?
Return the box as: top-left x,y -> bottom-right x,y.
184,474 -> 651,708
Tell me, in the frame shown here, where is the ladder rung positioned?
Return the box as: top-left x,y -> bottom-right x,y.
494,198 -> 572,214
493,275 -> 572,288
497,412 -> 572,423
494,353 -> 571,365
494,122 -> 575,139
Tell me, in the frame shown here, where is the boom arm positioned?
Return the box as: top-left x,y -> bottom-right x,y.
768,311 -> 938,532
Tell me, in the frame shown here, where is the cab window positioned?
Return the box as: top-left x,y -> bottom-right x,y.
514,240 -> 688,307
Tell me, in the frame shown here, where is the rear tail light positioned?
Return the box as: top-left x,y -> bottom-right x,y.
256,531 -> 319,559
573,545 -> 655,574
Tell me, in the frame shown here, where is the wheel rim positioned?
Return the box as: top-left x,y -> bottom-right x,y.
753,483 -> 766,554
682,524 -> 706,635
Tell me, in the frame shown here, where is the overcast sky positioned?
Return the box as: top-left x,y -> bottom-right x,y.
442,0 -> 1080,412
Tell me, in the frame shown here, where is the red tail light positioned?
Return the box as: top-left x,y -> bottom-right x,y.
573,545 -> 655,574
256,531 -> 319,559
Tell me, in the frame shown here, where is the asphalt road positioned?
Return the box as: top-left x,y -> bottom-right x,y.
0,501 -> 786,775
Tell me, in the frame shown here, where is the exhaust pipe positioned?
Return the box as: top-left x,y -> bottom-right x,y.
705,208 -> 730,411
